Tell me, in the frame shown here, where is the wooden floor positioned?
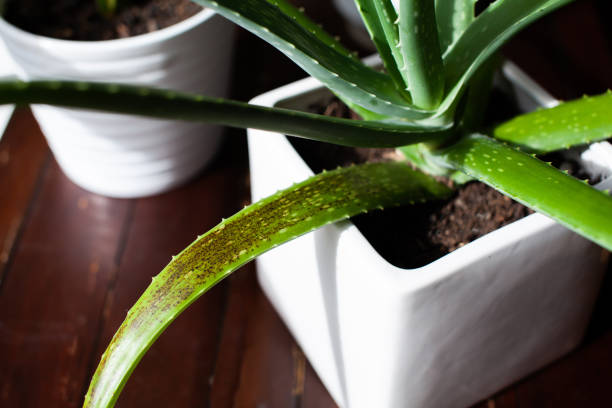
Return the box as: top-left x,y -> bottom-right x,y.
1,1 -> 611,407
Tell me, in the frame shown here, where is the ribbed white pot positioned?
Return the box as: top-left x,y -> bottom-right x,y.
247,63 -> 612,408
0,9 -> 235,198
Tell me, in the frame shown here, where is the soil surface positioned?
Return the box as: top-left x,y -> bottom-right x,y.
3,0 -> 202,41
290,96 -> 533,268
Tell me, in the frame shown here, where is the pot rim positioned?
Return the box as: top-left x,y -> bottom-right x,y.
0,7 -> 216,51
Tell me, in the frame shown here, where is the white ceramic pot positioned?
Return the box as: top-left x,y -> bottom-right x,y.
247,63 -> 612,408
0,9 -> 235,198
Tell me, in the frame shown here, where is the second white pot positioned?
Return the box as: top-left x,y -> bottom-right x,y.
247,63 -> 611,408
0,9 -> 236,198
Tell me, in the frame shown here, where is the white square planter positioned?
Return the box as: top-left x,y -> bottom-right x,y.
247,63 -> 612,408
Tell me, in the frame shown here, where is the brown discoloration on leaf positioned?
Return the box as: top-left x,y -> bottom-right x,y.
85,162 -> 451,408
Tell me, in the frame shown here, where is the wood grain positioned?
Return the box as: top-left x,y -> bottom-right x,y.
0,158 -> 131,407
0,109 -> 49,283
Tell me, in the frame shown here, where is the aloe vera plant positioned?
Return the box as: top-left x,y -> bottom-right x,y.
0,0 -> 611,406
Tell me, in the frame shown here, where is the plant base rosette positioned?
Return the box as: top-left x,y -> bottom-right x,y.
247,65 -> 612,408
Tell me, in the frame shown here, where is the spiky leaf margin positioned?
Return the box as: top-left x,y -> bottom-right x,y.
493,91 -> 612,153
194,0 -> 435,119
435,0 -> 477,52
435,134 -> 612,250
83,162 -> 451,408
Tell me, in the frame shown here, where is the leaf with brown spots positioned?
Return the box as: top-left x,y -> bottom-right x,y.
83,162 -> 451,408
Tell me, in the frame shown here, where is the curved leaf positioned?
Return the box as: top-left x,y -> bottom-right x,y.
399,0 -> 445,109
435,0 -> 476,52
493,91 -> 612,153
263,0 -> 356,59
437,0 -> 575,117
83,162 -> 452,408
354,0 -> 408,94
435,133 -> 612,251
0,80 -> 453,147
193,0 -> 436,119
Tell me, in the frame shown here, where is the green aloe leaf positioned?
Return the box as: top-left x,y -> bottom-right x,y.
354,0 -> 408,95
438,0 -> 575,117
435,0 -> 476,53
96,0 -> 117,16
0,80 -> 453,147
83,162 -> 452,408
399,0 -> 445,109
192,0 -> 435,119
435,133 -> 612,251
493,91 -> 612,153
262,0 -> 355,59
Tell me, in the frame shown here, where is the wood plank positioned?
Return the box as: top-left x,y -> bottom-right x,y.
510,331 -> 612,407
209,265 -> 258,408
491,393 -> 518,408
301,354 -> 339,408
209,260 -> 337,408
231,281 -> 298,408
471,388 -> 519,408
0,109 -> 49,282
226,279 -> 338,408
0,159 -> 131,407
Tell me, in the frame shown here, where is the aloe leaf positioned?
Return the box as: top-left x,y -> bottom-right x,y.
493,91 -> 612,153
354,0 -> 408,95
83,162 -> 452,408
262,0 -> 355,59
435,0 -> 476,53
0,80 -> 453,147
96,0 -> 117,16
399,0 -> 445,109
439,0 -> 575,117
435,133 -> 612,251
193,0 -> 434,119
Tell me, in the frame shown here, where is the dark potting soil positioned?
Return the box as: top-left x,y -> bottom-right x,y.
3,0 -> 202,41
289,96 -> 533,268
